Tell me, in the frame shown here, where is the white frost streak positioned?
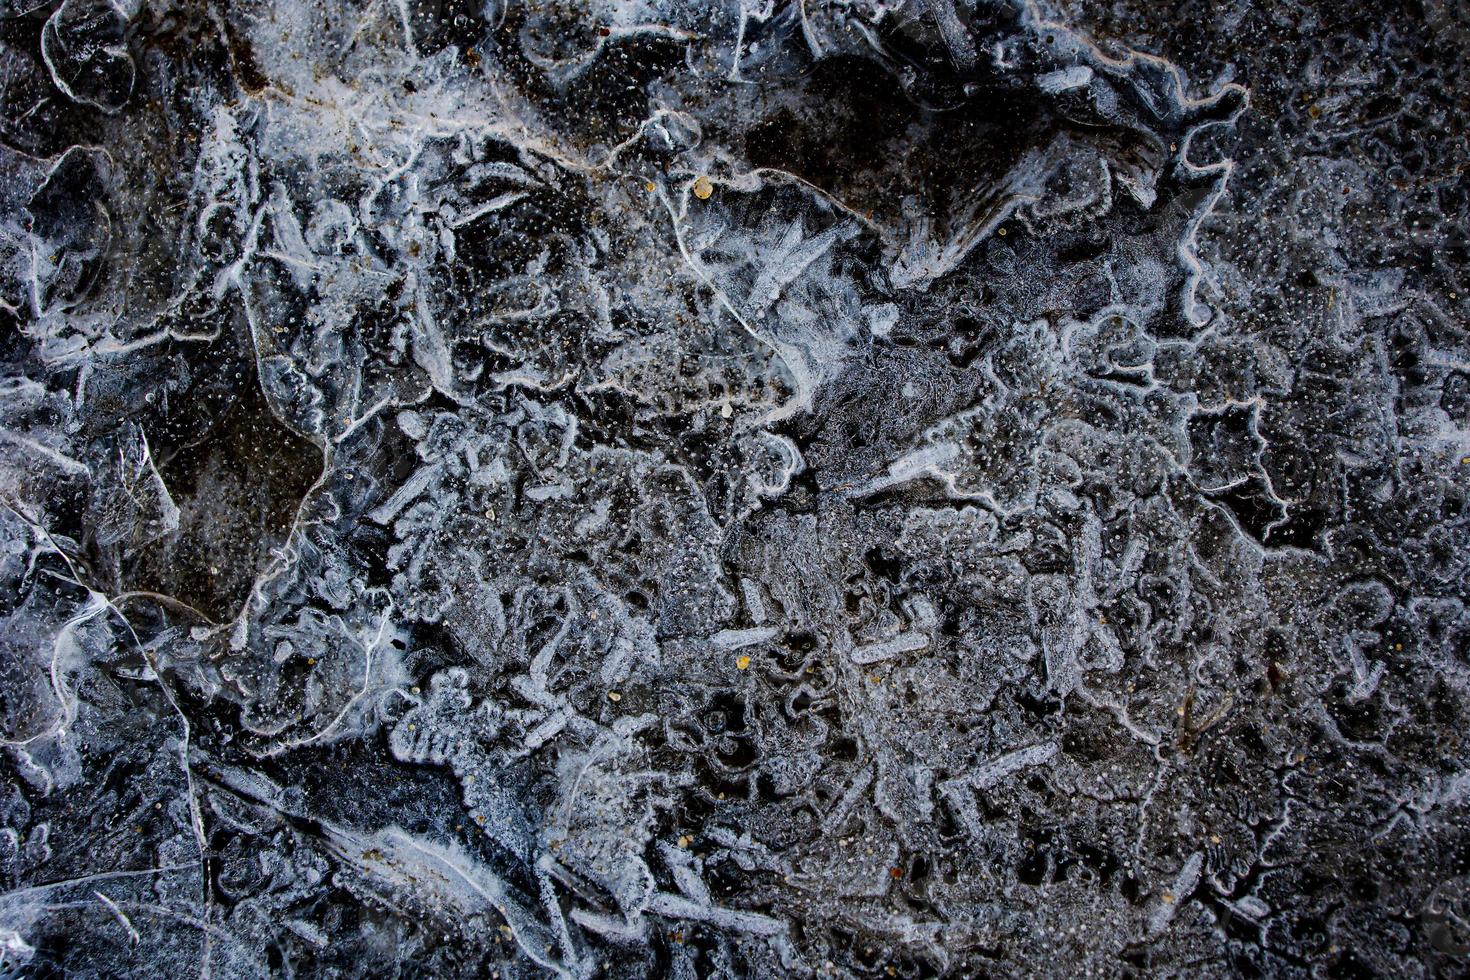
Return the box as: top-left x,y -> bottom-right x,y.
322,826 -> 577,977
711,627 -> 777,650
646,892 -> 786,936
941,743 -> 1058,798
1148,851 -> 1203,936
368,463 -> 442,525
850,631 -> 929,665
972,743 -> 1058,789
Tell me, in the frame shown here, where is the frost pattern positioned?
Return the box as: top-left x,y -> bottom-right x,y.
2,0 -> 1468,976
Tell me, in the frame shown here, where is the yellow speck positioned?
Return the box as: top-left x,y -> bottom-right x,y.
1308,104 -> 1322,119
692,176 -> 714,200
1162,892 -> 1175,904
608,691 -> 622,702
307,657 -> 317,666
677,835 -> 692,848
644,181 -> 656,192
736,655 -> 751,670
996,226 -> 1007,237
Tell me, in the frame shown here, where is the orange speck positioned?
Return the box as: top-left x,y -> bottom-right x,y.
692,176 -> 714,200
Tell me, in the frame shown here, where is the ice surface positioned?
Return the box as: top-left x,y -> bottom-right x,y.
1,0 -> 1468,975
